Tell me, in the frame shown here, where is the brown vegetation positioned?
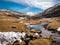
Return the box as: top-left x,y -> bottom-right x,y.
29,39 -> 52,45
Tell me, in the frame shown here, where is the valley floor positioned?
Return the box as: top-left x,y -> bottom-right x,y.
0,15 -> 60,45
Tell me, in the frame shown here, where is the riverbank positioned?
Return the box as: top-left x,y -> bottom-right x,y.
0,15 -> 60,45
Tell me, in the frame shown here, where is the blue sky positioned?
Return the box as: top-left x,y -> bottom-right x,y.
0,0 -> 60,14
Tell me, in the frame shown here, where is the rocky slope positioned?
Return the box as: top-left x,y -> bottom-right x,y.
0,9 -> 30,19
35,4 -> 60,18
42,4 -> 60,18
0,4 -> 60,19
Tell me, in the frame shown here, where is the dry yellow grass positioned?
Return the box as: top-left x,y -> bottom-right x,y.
39,18 -> 60,29
29,39 -> 52,45
0,14 -> 40,32
0,14 -> 60,32
0,15 -> 27,32
0,15 -> 57,45
47,19 -> 60,29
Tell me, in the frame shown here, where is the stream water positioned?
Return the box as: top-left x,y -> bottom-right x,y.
26,22 -> 60,39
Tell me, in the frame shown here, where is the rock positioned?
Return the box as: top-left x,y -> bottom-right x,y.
12,40 -> 20,45
35,4 -> 60,18
42,4 -> 60,18
29,39 -> 51,45
57,27 -> 60,31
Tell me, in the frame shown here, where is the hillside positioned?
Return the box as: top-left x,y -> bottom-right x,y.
42,4 -> 60,18
0,9 -> 27,31
0,5 -> 60,45
0,9 -> 30,18
35,4 -> 60,18
0,9 -> 40,32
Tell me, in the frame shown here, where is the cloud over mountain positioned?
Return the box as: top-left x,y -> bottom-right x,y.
8,0 -> 60,9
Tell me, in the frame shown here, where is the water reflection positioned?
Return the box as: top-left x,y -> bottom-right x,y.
26,23 -> 60,38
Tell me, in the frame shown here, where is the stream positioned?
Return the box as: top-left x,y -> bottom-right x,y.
26,22 -> 60,45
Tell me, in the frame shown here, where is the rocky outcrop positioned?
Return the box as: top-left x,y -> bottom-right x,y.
35,4 -> 60,18
1,4 -> 60,19
42,4 -> 60,18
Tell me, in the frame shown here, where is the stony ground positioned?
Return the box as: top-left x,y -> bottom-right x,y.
0,15 -> 60,45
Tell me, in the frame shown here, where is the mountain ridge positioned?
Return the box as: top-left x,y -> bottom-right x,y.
36,4 -> 60,18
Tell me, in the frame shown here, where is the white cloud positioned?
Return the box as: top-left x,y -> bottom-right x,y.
8,0 -> 58,10
28,2 -> 55,9
26,12 -> 35,16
